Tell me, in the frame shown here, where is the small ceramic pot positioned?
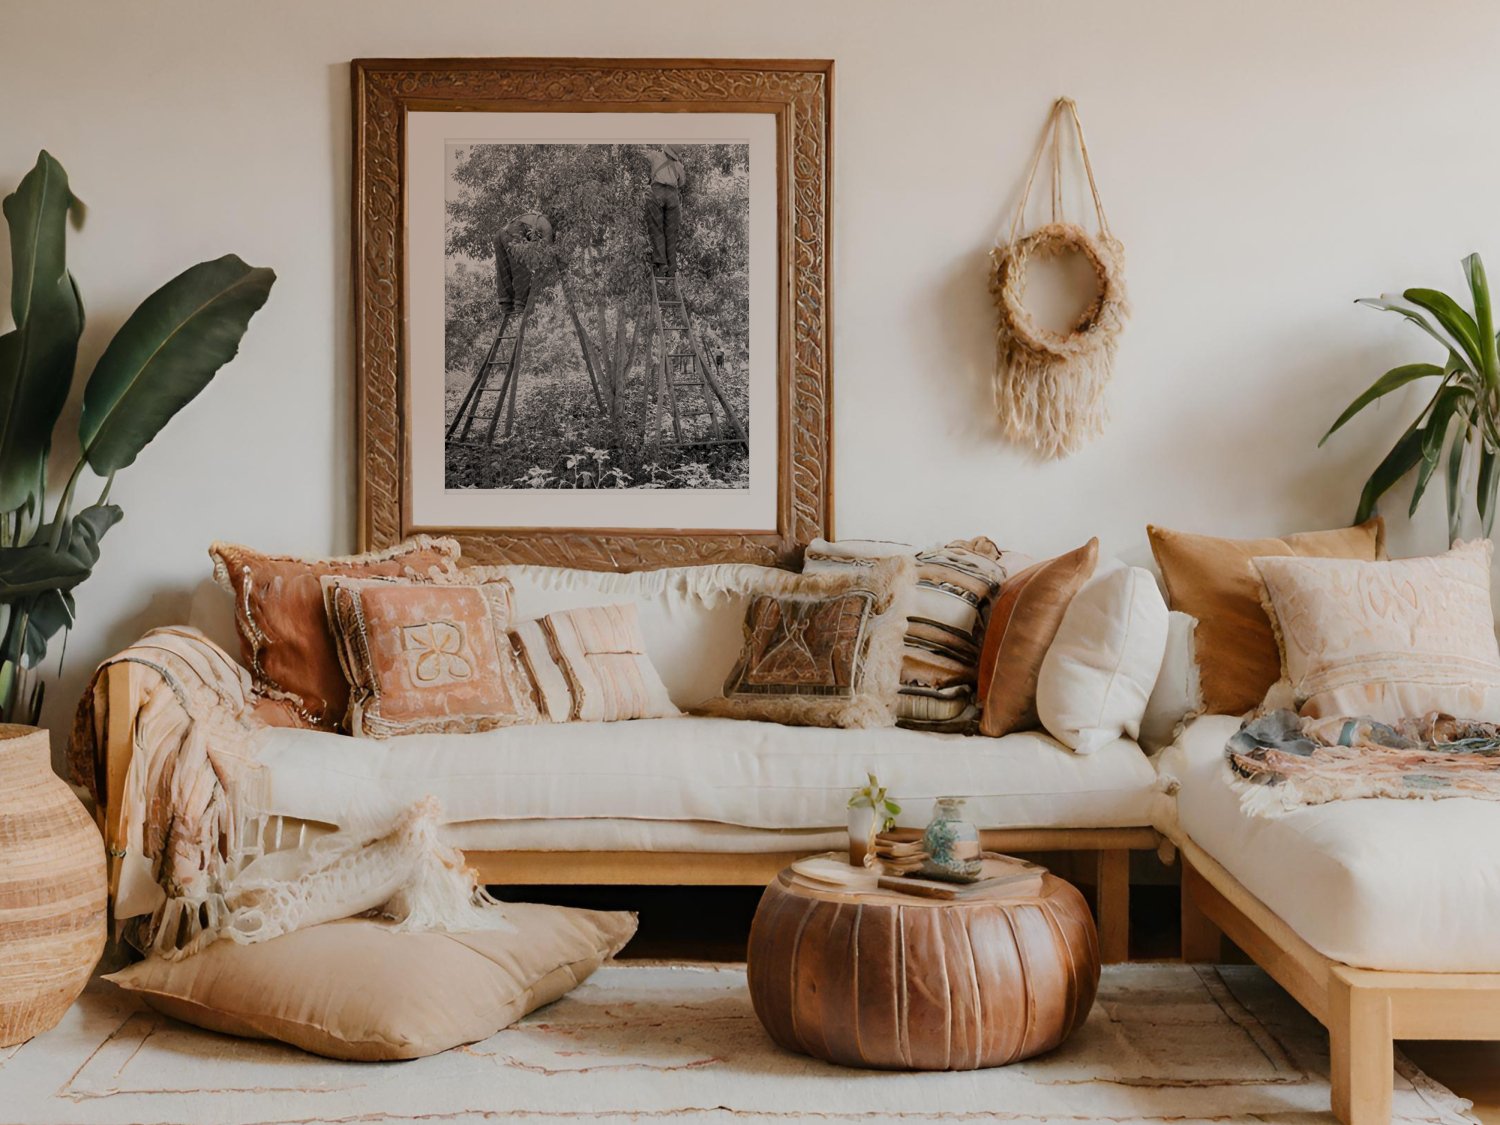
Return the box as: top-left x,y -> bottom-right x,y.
847,805 -> 878,867
921,796 -> 983,882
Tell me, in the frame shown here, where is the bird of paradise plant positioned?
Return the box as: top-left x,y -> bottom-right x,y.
1323,253 -> 1500,545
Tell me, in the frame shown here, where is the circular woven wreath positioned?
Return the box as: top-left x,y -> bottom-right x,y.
990,221 -> 1127,359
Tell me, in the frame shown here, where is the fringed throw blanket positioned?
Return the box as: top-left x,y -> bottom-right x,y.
1227,708 -> 1500,816
70,627 -> 509,959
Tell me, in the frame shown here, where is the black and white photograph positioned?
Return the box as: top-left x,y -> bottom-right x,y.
442,141 -> 751,492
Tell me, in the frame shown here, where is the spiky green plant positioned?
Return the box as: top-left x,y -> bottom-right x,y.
1323,253 -> 1500,544
0,151 -> 274,724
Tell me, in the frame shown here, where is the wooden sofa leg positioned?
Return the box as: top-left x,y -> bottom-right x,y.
1179,858 -> 1224,963
1094,848 -> 1129,964
1328,968 -> 1393,1125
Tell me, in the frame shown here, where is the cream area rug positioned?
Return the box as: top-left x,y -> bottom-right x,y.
0,963 -> 1474,1124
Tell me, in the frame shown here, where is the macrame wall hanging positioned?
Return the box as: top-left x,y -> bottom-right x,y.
990,97 -> 1129,460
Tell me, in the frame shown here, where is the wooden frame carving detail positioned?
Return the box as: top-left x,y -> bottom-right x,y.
351,57 -> 833,569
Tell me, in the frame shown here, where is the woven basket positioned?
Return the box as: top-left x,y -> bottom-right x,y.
0,724 -> 106,1046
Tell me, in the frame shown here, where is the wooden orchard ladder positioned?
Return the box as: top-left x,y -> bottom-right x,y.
446,288 -> 539,445
643,272 -> 747,449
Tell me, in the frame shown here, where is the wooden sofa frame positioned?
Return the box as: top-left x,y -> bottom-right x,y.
99,661 -> 1156,963
1179,835 -> 1500,1125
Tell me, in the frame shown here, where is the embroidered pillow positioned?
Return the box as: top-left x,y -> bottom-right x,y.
804,538 -> 1024,731
1147,519 -> 1385,716
509,603 -> 679,723
702,555 -> 915,729
1254,540 -> 1500,723
210,537 -> 461,730
977,538 -> 1099,738
322,574 -> 538,738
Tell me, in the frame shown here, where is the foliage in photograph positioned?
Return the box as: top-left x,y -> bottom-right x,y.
444,142 -> 750,491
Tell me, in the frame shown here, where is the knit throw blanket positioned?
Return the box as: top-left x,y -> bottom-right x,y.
1226,708 -> 1500,816
70,627 -> 510,960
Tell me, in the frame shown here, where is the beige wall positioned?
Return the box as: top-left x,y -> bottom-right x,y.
2,0 -> 1497,742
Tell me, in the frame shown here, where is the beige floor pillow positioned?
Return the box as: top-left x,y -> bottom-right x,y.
105,903 -> 636,1060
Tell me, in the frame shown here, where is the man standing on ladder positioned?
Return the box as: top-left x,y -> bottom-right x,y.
494,209 -> 553,316
643,145 -> 687,277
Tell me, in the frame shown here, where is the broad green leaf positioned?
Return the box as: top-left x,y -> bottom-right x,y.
46,503 -> 122,569
1404,287 -> 1483,372
1320,363 -> 1443,445
0,151 -> 84,512
1355,421 -> 1425,523
20,589 -> 73,667
1446,413 -> 1470,544
79,255 -> 274,474
0,542 -> 90,598
1410,387 -> 1469,517
1481,447 -> 1500,536
1463,253 -> 1499,390
1357,296 -> 1474,371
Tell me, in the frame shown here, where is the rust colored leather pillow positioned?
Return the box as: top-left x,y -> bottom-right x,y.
1147,518 -> 1385,717
977,539 -> 1099,738
210,537 -> 461,730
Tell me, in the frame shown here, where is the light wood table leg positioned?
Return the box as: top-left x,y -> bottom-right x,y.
1094,848 -> 1129,964
1329,967 -> 1393,1125
1179,859 -> 1224,963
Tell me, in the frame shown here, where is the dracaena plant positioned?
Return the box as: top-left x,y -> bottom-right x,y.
0,151 -> 274,725
1323,253 -> 1500,544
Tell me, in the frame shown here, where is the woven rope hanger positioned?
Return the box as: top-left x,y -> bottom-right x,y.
990,97 -> 1129,461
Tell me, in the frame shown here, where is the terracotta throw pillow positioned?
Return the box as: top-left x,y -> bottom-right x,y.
702,555 -> 915,729
977,539 -> 1099,737
1147,518 -> 1385,716
105,904 -> 637,1061
510,603 -> 679,723
322,574 -> 539,738
1255,540 -> 1500,722
210,537 -> 461,729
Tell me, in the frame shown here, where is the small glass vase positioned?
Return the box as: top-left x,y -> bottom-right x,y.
921,797 -> 983,882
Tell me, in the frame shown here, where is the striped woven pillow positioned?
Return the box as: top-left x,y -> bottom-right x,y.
803,538 -> 1026,732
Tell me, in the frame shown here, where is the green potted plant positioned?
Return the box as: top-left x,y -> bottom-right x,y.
1323,252 -> 1500,544
0,151 -> 274,723
846,772 -> 901,865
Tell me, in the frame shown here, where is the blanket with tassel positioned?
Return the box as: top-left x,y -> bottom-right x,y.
69,627 -> 510,959
1226,708 -> 1500,816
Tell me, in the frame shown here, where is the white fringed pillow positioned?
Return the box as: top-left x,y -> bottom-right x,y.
1036,564 -> 1169,753
1254,540 -> 1500,722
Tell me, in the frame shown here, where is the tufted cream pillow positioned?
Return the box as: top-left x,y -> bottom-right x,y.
1254,540 -> 1500,722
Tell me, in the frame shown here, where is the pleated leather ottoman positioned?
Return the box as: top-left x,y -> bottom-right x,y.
747,865 -> 1100,1070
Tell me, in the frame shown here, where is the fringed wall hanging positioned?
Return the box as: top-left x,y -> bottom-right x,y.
990,97 -> 1129,460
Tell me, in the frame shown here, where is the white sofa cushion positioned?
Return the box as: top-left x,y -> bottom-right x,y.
1158,714 -> 1500,972
249,716 -> 1158,834
1035,564 -> 1168,754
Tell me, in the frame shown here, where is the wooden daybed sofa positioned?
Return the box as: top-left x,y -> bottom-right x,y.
91,560 -> 1162,964
1161,714 -> 1500,1125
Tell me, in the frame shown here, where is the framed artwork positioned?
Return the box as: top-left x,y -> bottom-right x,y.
352,57 -> 833,569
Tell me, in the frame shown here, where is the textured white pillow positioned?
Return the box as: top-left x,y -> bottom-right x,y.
1036,565 -> 1169,754
1138,611 -> 1202,751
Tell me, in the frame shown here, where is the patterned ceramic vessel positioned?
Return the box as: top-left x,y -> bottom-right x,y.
921,797 -> 983,882
0,725 -> 106,1046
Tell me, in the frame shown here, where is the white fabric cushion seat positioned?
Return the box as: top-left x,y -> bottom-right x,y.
248,716 -> 1158,834
1158,714 -> 1500,972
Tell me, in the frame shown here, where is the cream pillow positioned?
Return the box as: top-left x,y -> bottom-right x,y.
1138,611 -> 1202,752
1036,564 -> 1169,754
105,904 -> 637,1061
1254,540 -> 1500,722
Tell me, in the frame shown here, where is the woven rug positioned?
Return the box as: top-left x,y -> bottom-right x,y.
0,962 -> 1475,1124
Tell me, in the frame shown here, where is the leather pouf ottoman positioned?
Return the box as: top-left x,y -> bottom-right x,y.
747,866 -> 1099,1070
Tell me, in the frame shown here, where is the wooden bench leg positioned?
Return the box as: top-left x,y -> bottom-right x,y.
1094,848 -> 1129,964
1179,858 -> 1224,963
1329,968 -> 1393,1125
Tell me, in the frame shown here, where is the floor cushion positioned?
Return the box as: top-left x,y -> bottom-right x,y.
105,903 -> 637,1060
1159,714 -> 1500,972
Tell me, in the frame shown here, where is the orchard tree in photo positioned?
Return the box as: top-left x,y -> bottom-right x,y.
444,142 -> 749,490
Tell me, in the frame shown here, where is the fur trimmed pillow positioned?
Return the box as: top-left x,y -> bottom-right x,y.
699,555 -> 916,729
210,537 -> 461,730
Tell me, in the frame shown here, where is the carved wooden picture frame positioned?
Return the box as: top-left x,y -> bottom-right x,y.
352,58 -> 833,569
